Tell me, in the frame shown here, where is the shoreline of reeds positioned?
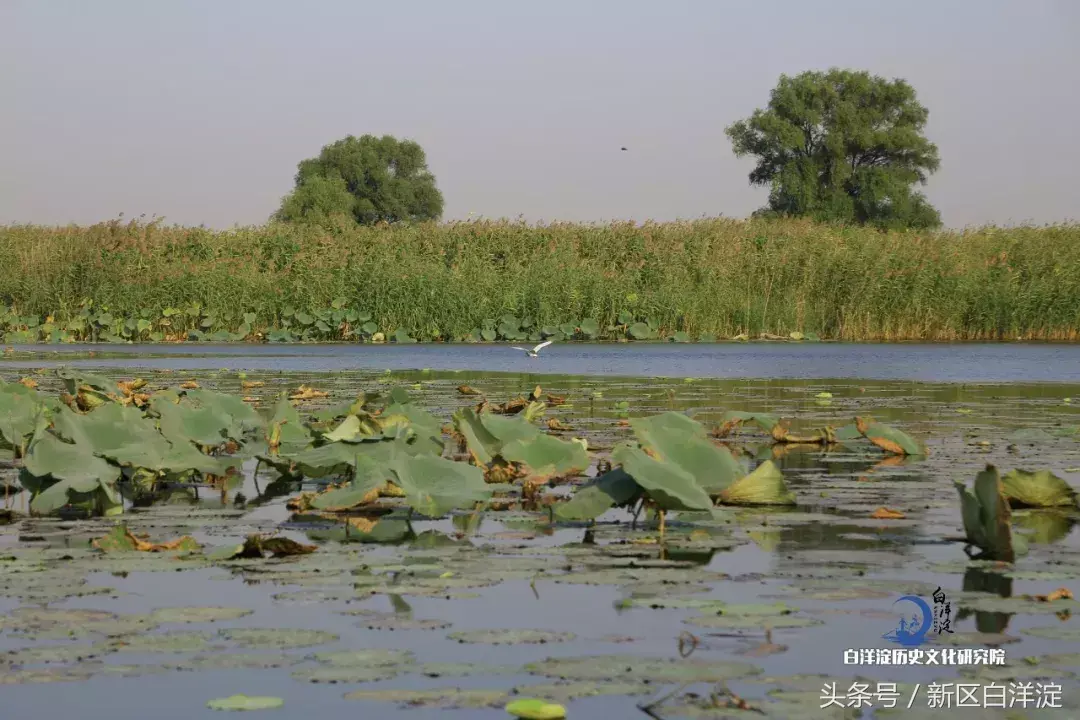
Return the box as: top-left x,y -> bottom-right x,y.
2,217 -> 1078,344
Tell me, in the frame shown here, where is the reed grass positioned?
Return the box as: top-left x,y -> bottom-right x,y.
1,217 -> 1078,342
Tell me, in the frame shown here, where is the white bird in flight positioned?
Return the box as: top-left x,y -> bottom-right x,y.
512,340 -> 553,358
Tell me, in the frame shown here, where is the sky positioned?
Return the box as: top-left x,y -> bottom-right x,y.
2,0 -> 1078,230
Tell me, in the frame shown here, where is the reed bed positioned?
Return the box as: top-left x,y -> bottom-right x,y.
1,217 -> 1078,342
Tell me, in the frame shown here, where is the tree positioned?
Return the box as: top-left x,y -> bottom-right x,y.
275,134 -> 444,226
726,68 -> 942,230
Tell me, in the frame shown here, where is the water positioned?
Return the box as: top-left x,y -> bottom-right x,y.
3,341 -> 1080,382
1,347 -> 1079,719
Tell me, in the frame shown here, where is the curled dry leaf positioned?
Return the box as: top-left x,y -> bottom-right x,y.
546,418 -> 573,432
545,394 -> 566,406
241,380 -> 265,389
870,507 -> 906,519
19,377 -> 38,389
93,526 -> 201,553
1026,588 -> 1074,603
290,385 -> 328,401
180,381 -> 199,390
457,385 -> 481,396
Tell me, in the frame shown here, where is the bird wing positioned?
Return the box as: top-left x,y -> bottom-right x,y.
510,347 -> 528,352
533,340 -> 554,353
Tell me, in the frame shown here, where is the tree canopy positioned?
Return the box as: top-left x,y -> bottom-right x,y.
726,68 -> 942,230
275,134 -> 444,227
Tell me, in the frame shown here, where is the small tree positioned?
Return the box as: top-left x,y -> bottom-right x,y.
726,68 -> 942,230
275,134 -> 444,226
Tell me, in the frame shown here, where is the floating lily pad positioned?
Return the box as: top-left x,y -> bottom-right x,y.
418,662 -> 517,678
1002,568 -> 1080,581
958,663 -> 1075,681
206,695 -> 284,711
448,629 -> 575,645
524,655 -> 762,683
270,590 -> 355,605
0,666 -> 96,685
956,595 -> 1080,615
1022,626 -> 1080,642
684,614 -> 823,630
930,631 -> 1021,646
769,586 -> 892,601
111,631 -> 214,653
1041,653 -> 1080,667
148,607 -> 254,624
175,653 -> 300,670
352,614 -> 452,632
92,662 -> 172,678
343,688 -> 509,709
616,597 -> 728,612
218,628 -> 339,649
3,643 -> 110,665
290,666 -> 399,684
309,649 -> 415,667
510,681 -> 653,702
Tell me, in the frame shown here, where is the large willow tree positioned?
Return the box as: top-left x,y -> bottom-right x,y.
726,68 -> 942,230
275,134 -> 444,227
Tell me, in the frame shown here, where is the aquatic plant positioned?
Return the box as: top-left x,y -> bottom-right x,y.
2,217 -> 1079,344
955,465 -> 1027,562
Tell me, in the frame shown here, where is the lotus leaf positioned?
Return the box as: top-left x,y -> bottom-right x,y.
630,413 -> 745,494
23,432 -> 122,514
263,396 -> 312,452
343,688 -> 509,709
285,442 -> 364,477
56,367 -> 113,394
955,466 -> 1022,562
718,411 -> 782,434
1000,469 -> 1078,508
309,457 -> 389,511
177,653 -> 298,670
448,629 -> 574,645
481,411 -> 542,445
148,607 -> 254,624
505,699 -> 567,720
716,460 -> 796,506
206,695 -> 284,711
218,628 -> 339,649
554,469 -> 642,521
501,434 -> 589,480
856,417 -> 927,456
453,408 -> 501,465
182,389 -> 263,431
0,384 -> 50,455
391,450 -> 492,517
613,445 -> 714,512
671,331 -> 691,343
578,318 -> 600,337
291,666 -> 399,683
524,654 -> 762,683
628,322 -> 654,339
92,525 -> 201,553
111,631 -> 214,653
685,614 -> 823,629
154,402 -> 237,447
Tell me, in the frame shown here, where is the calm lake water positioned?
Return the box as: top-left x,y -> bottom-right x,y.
2,347 -> 1079,719
2,342 -> 1080,382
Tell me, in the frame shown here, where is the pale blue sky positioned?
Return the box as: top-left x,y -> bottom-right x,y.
2,0 -> 1077,229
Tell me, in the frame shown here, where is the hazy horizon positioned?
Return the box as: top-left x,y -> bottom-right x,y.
3,0 -> 1078,230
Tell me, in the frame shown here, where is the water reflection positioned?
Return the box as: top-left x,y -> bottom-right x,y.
961,567 -> 1014,634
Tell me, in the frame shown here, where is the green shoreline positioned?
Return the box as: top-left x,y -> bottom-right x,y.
3,217 -> 1079,343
